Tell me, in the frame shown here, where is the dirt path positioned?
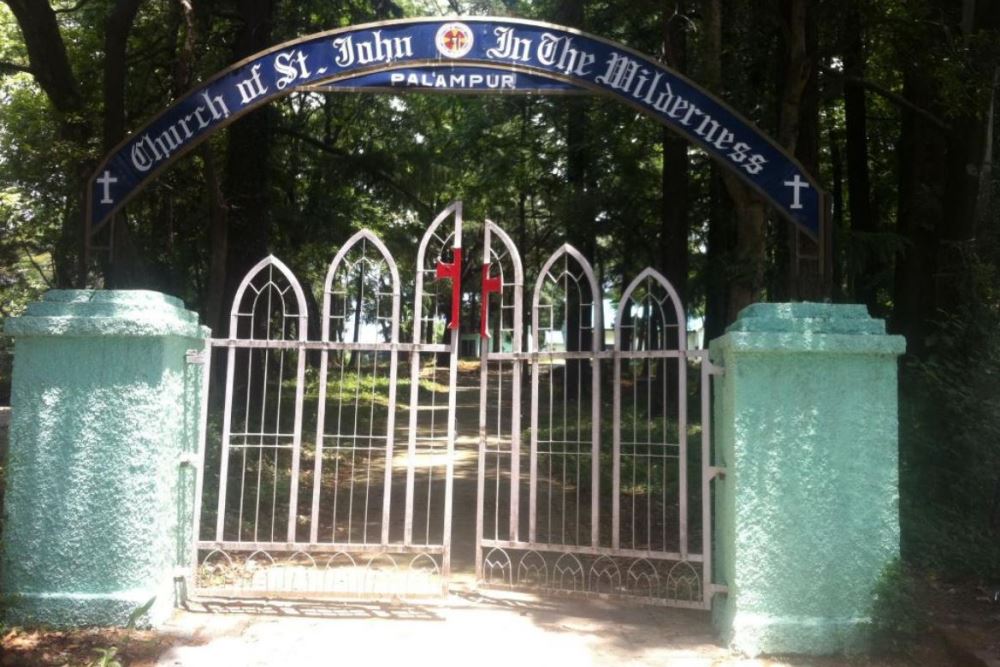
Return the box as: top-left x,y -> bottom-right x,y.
0,587 -> 966,667
447,366 -> 483,575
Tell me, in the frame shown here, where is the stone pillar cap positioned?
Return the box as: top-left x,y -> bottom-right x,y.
4,290 -> 207,339
713,302 -> 906,355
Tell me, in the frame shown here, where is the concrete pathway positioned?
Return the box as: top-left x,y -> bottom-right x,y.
156,587 -> 746,667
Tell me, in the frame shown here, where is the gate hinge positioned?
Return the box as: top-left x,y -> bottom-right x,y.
186,349 -> 207,365
705,359 -> 725,376
178,452 -> 199,468
708,466 -> 727,480
708,584 -> 729,596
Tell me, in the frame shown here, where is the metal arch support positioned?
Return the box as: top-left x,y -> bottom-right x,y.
479,220 -> 523,340
614,267 -> 686,352
414,201 -> 462,343
83,17 -> 827,293
228,254 -> 309,340
529,243 -> 602,547
316,228 -> 402,547
530,243 -> 602,353
215,254 -> 309,544
323,229 -> 403,344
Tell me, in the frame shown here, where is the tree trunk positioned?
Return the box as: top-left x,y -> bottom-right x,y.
204,147 -> 230,336
891,71 -> 947,354
102,0 -> 142,152
102,0 -> 146,288
700,0 -> 732,340
223,0 -> 275,305
892,0 -> 999,350
556,0 -> 591,398
2,0 -> 82,114
829,129 -> 845,301
164,0 -> 228,336
3,0 -> 89,287
787,0 -> 821,301
723,186 -> 767,324
660,1 -> 690,311
843,0 -> 877,312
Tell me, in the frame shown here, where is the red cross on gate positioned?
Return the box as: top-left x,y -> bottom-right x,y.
435,248 -> 462,330
480,263 -> 502,338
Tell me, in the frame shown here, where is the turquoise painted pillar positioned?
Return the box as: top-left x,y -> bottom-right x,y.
709,303 -> 906,656
1,290 -> 209,627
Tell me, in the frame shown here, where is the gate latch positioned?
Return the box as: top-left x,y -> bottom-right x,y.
185,349 -> 206,365
435,247 -> 462,330
178,452 -> 199,468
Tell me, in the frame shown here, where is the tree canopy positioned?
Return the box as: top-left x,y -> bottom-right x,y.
1,0 -> 999,578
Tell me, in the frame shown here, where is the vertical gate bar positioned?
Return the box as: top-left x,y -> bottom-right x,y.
310,284 -> 335,544
286,333 -> 307,543
612,351 -> 621,550
380,266 -> 402,547
190,337 -> 212,583
509,358 -> 522,540
382,344 -> 399,546
528,252 -> 541,544
441,213 -> 461,585
475,338 -> 488,579
571,248 -> 602,549
494,364 -> 502,540
404,350 -> 420,545
442,311 -> 458,584
215,344 -> 236,541
700,351 -> 713,607
591,323 -> 601,548
254,281 -> 273,542
647,306 -> 654,550
475,223 -> 491,580
678,348 -> 688,559
529,357 -> 539,543
236,350 -> 251,540
310,347 -> 329,543
662,351 -> 668,551
404,238 -> 425,547
508,234 -> 524,543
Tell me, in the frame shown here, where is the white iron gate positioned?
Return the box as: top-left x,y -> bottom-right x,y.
193,203 -> 462,598
475,221 -> 724,608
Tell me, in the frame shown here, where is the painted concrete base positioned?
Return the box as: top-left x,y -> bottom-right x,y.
709,303 -> 906,657
0,406 -> 9,464
723,613 -> 871,657
1,290 -> 208,628
4,582 -> 177,628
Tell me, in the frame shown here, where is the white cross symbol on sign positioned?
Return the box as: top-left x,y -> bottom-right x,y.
783,173 -> 809,210
97,170 -> 118,205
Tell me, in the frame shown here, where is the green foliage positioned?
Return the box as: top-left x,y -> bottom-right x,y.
899,205 -> 1000,581
78,596 -> 154,667
87,646 -> 123,667
868,559 -> 927,656
0,0 -> 997,596
125,596 -> 157,630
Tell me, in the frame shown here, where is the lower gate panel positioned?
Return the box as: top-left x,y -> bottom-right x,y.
478,546 -> 705,608
194,548 -> 446,599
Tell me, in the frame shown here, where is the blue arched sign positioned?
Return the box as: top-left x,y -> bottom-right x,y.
87,17 -> 823,241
